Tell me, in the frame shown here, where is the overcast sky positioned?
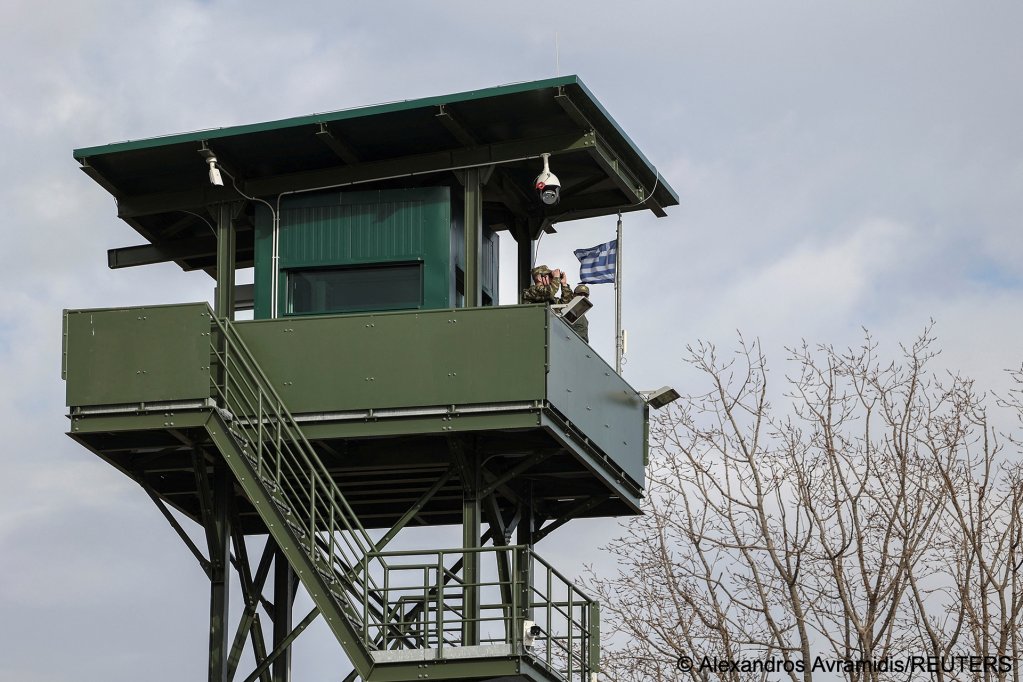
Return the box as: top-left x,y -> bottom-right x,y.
1,1 -> 1021,680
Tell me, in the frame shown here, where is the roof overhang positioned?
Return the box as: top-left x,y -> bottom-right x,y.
75,75 -> 679,274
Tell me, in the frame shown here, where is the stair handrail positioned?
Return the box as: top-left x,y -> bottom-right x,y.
208,313 -> 390,630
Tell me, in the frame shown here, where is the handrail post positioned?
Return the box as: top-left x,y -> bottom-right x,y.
517,547 -> 531,652
587,601 -> 600,678
436,552 -> 445,654
256,392 -> 264,474
546,563 -> 553,670
567,588 -> 574,680
511,547 -> 523,651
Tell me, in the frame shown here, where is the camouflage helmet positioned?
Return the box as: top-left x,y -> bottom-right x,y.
573,284 -> 590,297
531,264 -> 552,278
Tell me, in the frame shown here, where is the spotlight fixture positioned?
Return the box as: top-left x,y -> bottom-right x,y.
523,620 -> 543,647
642,386 -> 681,410
551,295 -> 592,324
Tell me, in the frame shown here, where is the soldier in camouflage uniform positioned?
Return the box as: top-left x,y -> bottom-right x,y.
522,264 -> 573,304
569,284 -> 590,342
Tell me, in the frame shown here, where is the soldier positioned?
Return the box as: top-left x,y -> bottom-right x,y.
522,264 -> 571,304
569,284 -> 590,342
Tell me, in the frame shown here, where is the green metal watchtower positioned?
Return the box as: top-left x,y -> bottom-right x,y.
63,76 -> 678,682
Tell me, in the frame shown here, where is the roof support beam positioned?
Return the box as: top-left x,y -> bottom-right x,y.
314,123 -> 360,164
435,104 -> 478,146
108,237 -> 215,268
108,230 -> 254,269
557,89 -> 667,217
79,160 -> 123,201
490,169 -> 538,219
115,131 -> 596,218
246,130 -> 594,197
532,495 -> 608,543
587,136 -> 666,216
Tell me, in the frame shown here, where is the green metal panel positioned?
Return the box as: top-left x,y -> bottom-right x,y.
63,303 -> 212,407
545,310 -> 646,486
69,409 -> 211,435
297,412 -> 543,440
254,188 -> 451,318
234,305 -> 548,413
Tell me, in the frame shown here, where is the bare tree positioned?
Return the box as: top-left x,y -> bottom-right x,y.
590,330 -> 1023,682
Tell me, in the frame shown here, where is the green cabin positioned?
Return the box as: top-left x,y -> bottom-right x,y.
64,76 -> 678,682
254,187 -> 500,318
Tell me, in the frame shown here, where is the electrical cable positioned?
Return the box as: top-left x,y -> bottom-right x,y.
625,166 -> 660,209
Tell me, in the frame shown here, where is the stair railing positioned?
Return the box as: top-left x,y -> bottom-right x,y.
208,315 -> 385,630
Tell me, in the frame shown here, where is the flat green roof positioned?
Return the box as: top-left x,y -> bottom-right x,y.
76,75 -> 678,273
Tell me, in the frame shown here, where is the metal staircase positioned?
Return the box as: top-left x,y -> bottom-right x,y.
203,314 -> 599,682
206,314 -> 379,678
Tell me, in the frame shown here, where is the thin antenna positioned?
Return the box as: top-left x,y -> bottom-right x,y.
555,31 -> 560,76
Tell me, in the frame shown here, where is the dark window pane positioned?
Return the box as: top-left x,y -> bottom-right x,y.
288,263 -> 422,314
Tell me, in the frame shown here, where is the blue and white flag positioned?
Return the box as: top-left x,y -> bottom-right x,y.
574,239 -> 617,284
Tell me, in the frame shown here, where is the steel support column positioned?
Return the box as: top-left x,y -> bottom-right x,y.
272,548 -> 295,682
516,484 -> 536,622
463,167 -> 482,307
515,219 -> 534,301
453,440 -> 481,645
209,462 -> 232,682
214,202 -> 237,320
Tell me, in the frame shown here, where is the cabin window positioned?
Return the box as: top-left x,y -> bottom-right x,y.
287,262 -> 423,315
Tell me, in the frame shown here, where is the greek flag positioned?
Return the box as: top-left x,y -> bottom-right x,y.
574,239 -> 617,284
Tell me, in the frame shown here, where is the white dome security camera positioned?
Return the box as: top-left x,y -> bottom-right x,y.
534,152 -> 560,206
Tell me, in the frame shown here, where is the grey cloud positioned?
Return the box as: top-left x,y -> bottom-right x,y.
2,1 -> 1021,679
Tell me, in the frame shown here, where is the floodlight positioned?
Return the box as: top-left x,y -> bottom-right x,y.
551,295 -> 592,324
642,386 -> 680,410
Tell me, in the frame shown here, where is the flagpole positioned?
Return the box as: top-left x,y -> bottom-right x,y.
615,212 -> 623,374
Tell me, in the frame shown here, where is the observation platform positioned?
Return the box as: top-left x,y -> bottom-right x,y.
64,302 -> 647,536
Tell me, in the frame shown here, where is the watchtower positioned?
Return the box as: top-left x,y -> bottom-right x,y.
63,76 -> 678,682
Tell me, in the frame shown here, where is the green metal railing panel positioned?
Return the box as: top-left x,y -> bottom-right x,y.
63,303 -> 212,407
545,311 -> 646,487
234,306 -> 548,414
363,545 -> 599,682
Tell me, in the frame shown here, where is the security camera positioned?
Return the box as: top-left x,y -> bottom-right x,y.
207,157 -> 224,187
198,147 -> 224,187
534,152 -> 561,206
